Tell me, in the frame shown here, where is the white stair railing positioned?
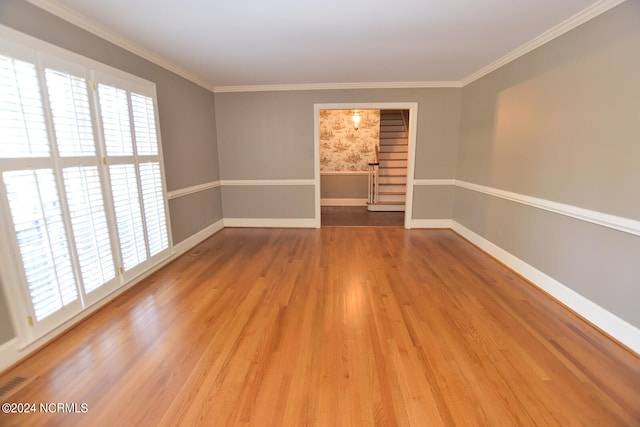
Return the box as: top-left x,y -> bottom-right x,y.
368,163 -> 379,204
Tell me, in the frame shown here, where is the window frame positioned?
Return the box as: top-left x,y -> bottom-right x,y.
0,25 -> 173,345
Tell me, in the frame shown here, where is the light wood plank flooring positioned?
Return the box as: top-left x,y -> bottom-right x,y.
321,206 -> 404,227
0,228 -> 638,426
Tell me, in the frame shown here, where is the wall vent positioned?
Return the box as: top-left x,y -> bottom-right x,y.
0,376 -> 28,399
190,249 -> 206,257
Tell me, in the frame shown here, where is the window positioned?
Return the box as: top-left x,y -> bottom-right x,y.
3,169 -> 77,321
0,32 -> 171,341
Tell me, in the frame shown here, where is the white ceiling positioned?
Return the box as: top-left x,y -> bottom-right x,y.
31,0 -> 614,89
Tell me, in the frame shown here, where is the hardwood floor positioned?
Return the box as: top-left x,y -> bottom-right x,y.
321,206 -> 404,227
0,228 -> 638,426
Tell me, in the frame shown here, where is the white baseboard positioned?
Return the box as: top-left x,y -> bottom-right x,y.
451,220 -> 640,354
173,219 -> 225,255
411,219 -> 453,229
321,198 -> 368,206
0,338 -> 19,373
367,204 -> 406,212
3,217 -> 636,372
0,219 -> 226,374
223,218 -> 317,228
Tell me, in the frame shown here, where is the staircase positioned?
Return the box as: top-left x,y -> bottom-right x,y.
368,110 -> 408,212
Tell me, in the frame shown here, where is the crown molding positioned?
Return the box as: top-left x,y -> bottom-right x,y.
25,0 -> 626,93
461,0 -> 628,86
213,81 -> 461,93
24,0 -> 216,92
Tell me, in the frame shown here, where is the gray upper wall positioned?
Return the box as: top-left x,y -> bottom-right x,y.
454,1 -> 640,328
215,89 -> 461,220
0,0 -> 223,243
457,1 -> 640,220
215,88 -> 462,181
0,0 -> 221,193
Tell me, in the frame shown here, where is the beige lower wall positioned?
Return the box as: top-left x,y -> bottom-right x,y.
168,187 -> 223,244
412,185 -> 454,219
321,174 -> 368,200
222,186 -> 316,219
453,187 -> 640,328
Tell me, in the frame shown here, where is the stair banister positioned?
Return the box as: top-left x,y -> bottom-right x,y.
368,161 -> 379,204
367,110 -> 407,212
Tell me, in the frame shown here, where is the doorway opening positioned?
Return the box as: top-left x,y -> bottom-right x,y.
313,103 -> 418,228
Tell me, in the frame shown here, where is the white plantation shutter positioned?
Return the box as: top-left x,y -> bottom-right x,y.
63,166 -> 115,293
0,34 -> 171,342
139,162 -> 168,256
0,54 -> 49,158
131,93 -> 158,155
131,91 -> 168,258
97,81 -> 170,273
109,164 -> 148,271
3,169 -> 77,321
45,69 -> 96,157
98,84 -> 133,156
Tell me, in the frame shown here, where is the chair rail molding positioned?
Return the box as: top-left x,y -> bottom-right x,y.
455,180 -> 640,237
220,179 -> 315,186
411,179 -> 640,237
167,181 -> 221,199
